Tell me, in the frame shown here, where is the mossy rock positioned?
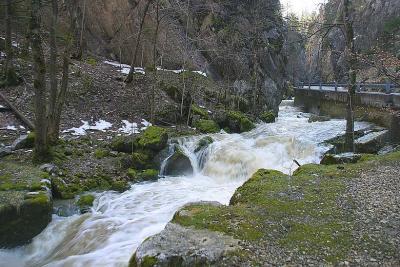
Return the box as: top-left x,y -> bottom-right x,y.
320,153 -> 362,165
259,111 -> 276,123
223,111 -> 255,133
194,119 -> 220,134
194,136 -> 214,153
137,126 -> 168,152
127,168 -> 158,182
131,151 -> 154,170
77,194 -> 95,213
51,177 -> 82,199
110,136 -> 137,153
0,190 -> 52,248
138,169 -> 159,181
191,104 -> 209,119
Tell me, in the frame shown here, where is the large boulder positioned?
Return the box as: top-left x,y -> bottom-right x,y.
111,126 -> 168,153
163,149 -> 193,176
130,222 -> 239,267
216,110 -> 256,133
194,119 -> 220,134
0,160 -> 52,248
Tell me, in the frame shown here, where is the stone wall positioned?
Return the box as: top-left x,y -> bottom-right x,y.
294,89 -> 400,142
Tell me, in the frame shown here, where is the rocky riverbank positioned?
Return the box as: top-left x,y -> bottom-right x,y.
131,151 -> 400,266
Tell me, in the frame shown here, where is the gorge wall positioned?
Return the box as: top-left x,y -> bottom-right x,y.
305,0 -> 400,83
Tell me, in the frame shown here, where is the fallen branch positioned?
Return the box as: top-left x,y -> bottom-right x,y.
0,91 -> 35,130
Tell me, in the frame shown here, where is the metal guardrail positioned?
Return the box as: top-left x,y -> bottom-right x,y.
295,82 -> 397,94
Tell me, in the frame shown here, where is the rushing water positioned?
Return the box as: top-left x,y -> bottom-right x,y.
0,101 -> 371,267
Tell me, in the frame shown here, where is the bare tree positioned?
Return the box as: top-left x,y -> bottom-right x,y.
343,0 -> 356,152
125,0 -> 154,83
1,0 -> 19,86
30,0 -> 50,161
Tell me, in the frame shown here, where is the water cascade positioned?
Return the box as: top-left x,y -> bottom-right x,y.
0,101 -> 371,267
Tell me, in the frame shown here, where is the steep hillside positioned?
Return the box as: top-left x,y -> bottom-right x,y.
62,0 -> 287,113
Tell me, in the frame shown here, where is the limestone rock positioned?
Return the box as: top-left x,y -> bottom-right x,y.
130,223 -> 240,267
355,130 -> 389,154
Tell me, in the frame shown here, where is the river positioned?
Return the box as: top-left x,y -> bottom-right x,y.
0,100 -> 371,267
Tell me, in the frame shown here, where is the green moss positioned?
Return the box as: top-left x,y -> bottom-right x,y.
111,180 -> 129,192
77,194 -> 95,208
191,104 -> 209,119
127,168 -> 138,179
111,136 -> 137,153
194,119 -> 220,133
194,136 -> 214,152
131,151 -> 153,170
137,126 -> 168,152
86,57 -> 97,66
259,111 -> 276,123
24,192 -> 51,206
25,132 -> 35,148
94,148 -> 109,159
141,256 -> 157,267
226,111 -> 255,133
138,169 -> 159,181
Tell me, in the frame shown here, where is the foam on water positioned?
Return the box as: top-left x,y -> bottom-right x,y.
0,100 -> 371,267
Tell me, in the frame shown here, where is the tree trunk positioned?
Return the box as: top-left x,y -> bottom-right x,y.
30,0 -> 50,161
150,1 -> 161,124
3,0 -> 16,85
47,0 -> 59,144
125,0 -> 154,83
343,0 -> 356,152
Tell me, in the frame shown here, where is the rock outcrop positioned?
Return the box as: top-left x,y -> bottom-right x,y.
305,0 -> 400,83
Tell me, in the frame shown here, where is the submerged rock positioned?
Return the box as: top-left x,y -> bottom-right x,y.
163,149 -> 193,176
130,222 -> 240,267
308,114 -> 330,123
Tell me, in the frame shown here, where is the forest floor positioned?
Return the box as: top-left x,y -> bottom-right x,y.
0,56 -> 221,147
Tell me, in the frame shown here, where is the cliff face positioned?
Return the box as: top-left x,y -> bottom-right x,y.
305,0 -> 400,83
65,0 -> 286,113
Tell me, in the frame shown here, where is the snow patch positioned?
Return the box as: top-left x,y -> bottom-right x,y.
63,120 -> 112,136
118,120 -> 139,134
2,125 -> 18,131
104,60 -> 145,75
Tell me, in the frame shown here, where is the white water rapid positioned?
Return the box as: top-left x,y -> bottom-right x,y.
0,101 -> 371,267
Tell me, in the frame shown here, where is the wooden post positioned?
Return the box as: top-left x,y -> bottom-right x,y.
335,81 -> 338,91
